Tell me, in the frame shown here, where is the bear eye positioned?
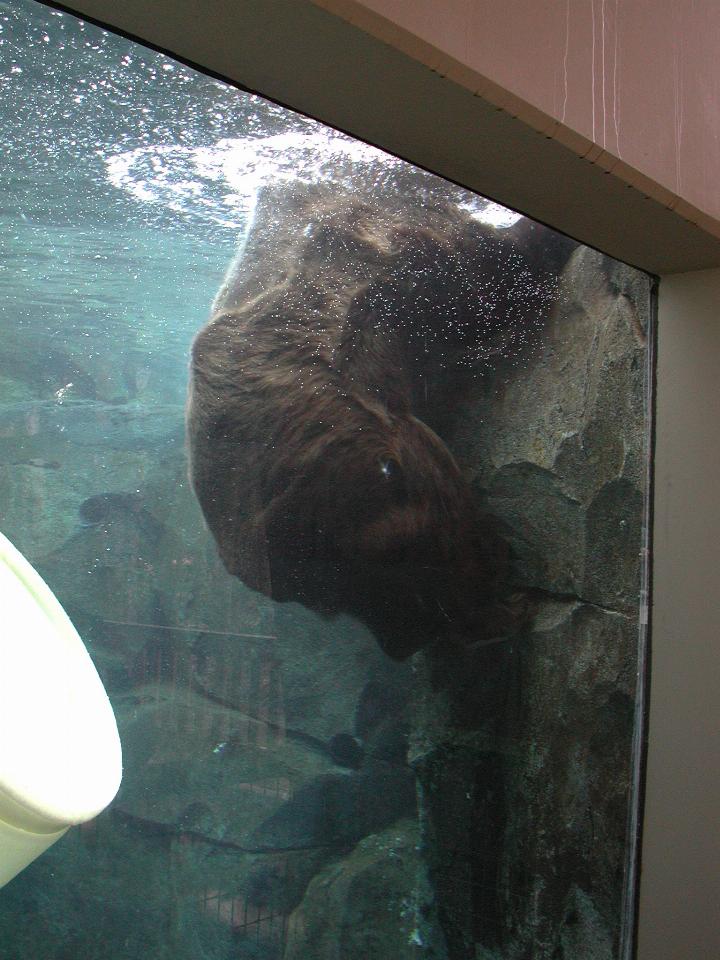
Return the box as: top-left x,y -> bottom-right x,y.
379,458 -> 402,484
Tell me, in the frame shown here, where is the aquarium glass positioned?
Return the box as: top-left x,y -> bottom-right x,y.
0,2 -> 653,958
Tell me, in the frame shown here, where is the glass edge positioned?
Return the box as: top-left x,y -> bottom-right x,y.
619,273 -> 659,960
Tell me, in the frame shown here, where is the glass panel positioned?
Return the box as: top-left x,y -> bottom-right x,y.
0,2 -> 653,958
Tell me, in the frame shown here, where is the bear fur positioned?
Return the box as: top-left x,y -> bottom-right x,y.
187,184 -> 563,659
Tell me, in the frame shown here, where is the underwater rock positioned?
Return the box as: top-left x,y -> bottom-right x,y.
249,766 -> 416,852
77,490 -> 167,541
486,460 -> 586,595
0,399 -> 184,456
555,885 -> 614,960
187,184 -> 568,659
284,819 -> 448,960
410,248 -> 650,959
0,398 -> 189,564
354,673 -> 410,739
112,674 -> 419,941
113,683 -> 336,847
0,806 -> 221,960
455,246 -> 650,598
326,732 -> 364,769
583,478 -> 644,612
496,601 -> 636,958
9,457 -> 61,469
78,491 -> 143,524
190,608 -> 386,744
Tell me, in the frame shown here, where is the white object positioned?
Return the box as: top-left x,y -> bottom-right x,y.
0,530 -> 122,888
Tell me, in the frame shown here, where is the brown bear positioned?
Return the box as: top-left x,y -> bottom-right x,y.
186,183 -> 563,659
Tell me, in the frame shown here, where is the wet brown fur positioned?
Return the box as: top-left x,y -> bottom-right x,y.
187,186 -> 557,658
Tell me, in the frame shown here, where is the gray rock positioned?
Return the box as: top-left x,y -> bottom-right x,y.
284,820 -> 448,960
249,767 -> 416,852
113,683 -> 335,848
410,246 -> 650,960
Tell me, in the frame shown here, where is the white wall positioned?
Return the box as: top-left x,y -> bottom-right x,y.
637,268 -> 720,959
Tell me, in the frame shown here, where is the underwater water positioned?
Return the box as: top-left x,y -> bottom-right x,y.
0,2 -> 654,959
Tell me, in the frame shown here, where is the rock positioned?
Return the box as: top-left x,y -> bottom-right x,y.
410,247 -> 650,959
284,820 -> 448,960
191,605 -> 386,744
0,399 -> 184,561
0,808 -> 237,960
249,767 -> 416,852
496,602 -> 636,957
555,885 -> 614,960
113,683 -> 335,847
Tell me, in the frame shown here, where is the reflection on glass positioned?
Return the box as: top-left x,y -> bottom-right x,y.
0,2 -> 652,959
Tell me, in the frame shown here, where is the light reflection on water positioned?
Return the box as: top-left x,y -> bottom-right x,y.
103,132 -> 521,233
0,0 -> 517,238
0,0 -> 519,412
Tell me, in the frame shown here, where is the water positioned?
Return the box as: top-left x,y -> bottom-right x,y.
0,3 -> 653,959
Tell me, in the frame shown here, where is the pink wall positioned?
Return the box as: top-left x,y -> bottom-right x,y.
317,0 -> 720,232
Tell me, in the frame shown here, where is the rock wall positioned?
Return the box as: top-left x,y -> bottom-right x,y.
410,248 -> 651,959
